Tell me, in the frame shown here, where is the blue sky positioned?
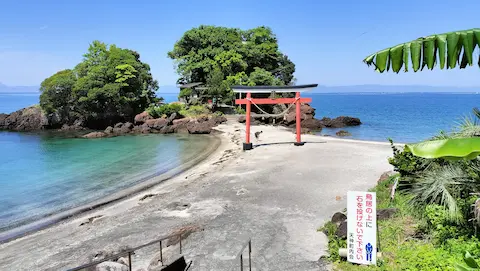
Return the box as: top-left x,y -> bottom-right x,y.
0,0 -> 479,87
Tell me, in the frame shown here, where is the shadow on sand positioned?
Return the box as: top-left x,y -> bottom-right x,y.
253,141 -> 327,148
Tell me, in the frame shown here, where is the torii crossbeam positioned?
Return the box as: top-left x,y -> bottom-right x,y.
233,84 -> 318,150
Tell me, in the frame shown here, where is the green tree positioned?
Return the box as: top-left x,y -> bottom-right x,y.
39,41 -> 159,128
39,69 -> 77,119
178,88 -> 193,104
206,68 -> 230,106
168,25 -> 295,103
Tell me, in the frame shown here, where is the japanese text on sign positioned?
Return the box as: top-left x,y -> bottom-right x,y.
347,191 -> 377,265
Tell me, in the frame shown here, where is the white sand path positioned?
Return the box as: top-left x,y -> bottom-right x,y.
0,120 -> 393,271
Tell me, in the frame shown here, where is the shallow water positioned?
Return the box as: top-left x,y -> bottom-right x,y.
0,132 -> 212,232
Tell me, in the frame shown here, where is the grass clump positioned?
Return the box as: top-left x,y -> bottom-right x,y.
179,105 -> 210,118
147,103 -> 184,118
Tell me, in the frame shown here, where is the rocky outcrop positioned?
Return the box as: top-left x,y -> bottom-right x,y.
80,114 -> 225,139
61,119 -> 86,131
336,130 -> 351,137
321,116 -> 361,128
134,111 -> 152,125
187,120 -> 212,134
171,118 -> 190,133
0,106 -> 49,131
82,132 -> 107,138
236,104 -> 360,132
300,118 -> 323,130
145,118 -> 168,130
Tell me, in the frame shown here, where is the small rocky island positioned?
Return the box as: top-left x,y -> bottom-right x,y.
0,103 -> 361,139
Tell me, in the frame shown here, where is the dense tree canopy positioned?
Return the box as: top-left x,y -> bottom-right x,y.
40,41 -> 159,127
168,25 -> 296,104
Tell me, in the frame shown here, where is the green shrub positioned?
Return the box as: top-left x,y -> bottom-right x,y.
388,138 -> 430,176
318,221 -> 346,262
179,105 -> 210,117
235,106 -> 246,114
147,103 -> 184,118
213,111 -> 224,117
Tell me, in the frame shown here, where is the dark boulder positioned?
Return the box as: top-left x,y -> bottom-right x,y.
321,116 -> 361,128
159,125 -> 175,134
114,122 -> 123,128
209,115 -> 227,126
187,121 -> 212,134
60,119 -> 86,131
0,113 -> 6,127
300,118 -> 323,130
378,171 -> 395,184
336,130 -> 351,137
82,132 -> 106,139
145,118 -> 168,130
104,126 -> 114,134
133,123 -> 151,134
113,122 -> 133,134
171,118 -> 190,133
238,115 -> 252,123
377,208 -> 398,220
134,111 -> 152,125
331,212 -> 347,226
123,122 -> 134,130
335,220 -> 348,238
1,106 -> 49,131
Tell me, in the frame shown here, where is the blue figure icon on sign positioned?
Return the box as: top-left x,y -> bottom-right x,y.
365,243 -> 373,261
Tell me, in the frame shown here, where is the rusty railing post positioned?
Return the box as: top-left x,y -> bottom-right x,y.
128,251 -> 132,271
179,234 -> 183,254
248,240 -> 252,271
160,240 -> 163,266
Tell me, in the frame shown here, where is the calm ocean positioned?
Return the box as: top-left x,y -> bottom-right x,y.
0,91 -> 479,236
0,92 -> 211,237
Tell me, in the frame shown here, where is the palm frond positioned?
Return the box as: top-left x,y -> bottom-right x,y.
407,137 -> 480,160
473,107 -> 480,120
409,164 -> 472,222
364,28 -> 480,73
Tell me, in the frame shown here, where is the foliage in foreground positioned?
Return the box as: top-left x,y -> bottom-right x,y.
40,41 -> 159,127
364,28 -> 480,73
323,176 -> 480,271
387,109 -> 480,226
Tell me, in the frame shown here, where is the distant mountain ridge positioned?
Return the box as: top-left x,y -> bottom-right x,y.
0,83 -> 40,93
311,84 -> 480,93
2,83 -> 479,94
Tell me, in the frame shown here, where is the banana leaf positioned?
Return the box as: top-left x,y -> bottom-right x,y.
406,137 -> 480,160
364,28 -> 480,73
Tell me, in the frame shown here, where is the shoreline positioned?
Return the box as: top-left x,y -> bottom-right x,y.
0,121 -> 394,270
0,124 -> 399,245
0,133 -> 222,244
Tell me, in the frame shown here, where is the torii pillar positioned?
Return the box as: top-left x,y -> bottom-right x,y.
233,84 -> 318,151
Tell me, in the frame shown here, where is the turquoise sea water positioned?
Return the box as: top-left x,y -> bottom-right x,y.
1,91 -> 479,235
0,92 -> 211,235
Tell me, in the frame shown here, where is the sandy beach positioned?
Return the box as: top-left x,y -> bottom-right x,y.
0,119 -> 393,271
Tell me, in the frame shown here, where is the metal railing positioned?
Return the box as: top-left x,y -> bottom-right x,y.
230,238 -> 252,271
66,233 -> 184,271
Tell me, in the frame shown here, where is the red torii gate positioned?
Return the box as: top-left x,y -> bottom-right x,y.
233,84 -> 318,150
